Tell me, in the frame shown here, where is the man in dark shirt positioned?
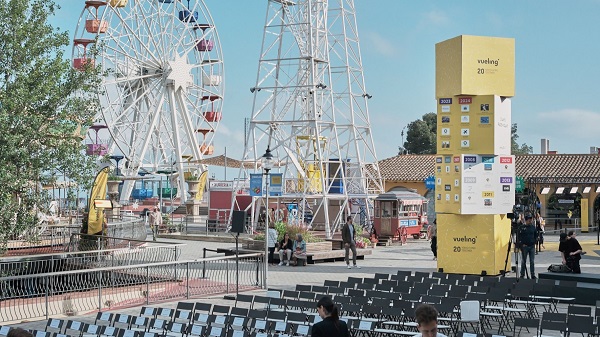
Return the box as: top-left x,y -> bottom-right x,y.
518,214 -> 537,279
564,230 -> 584,273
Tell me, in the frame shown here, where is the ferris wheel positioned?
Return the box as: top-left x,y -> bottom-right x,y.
72,0 -> 224,201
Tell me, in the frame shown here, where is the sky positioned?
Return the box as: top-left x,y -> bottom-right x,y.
51,1 -> 600,179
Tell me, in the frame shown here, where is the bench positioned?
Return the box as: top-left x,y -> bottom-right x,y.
216,246 -> 372,265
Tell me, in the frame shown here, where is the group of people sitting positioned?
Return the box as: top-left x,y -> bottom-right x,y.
266,226 -> 308,267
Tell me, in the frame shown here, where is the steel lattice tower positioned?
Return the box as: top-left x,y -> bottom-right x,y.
237,0 -> 382,238
327,0 -> 384,224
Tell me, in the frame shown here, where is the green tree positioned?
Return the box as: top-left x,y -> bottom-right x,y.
402,113 -> 437,154
511,123 -> 533,155
422,112 -> 437,134
404,119 -> 436,154
0,0 -> 101,252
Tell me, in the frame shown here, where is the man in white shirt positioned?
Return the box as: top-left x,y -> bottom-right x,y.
413,304 -> 448,337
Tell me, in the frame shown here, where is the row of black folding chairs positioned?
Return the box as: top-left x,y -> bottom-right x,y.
42,316 -> 313,337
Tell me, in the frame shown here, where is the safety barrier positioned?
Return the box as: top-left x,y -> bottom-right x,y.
0,253 -> 264,322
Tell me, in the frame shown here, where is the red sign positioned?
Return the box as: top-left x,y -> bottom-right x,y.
500,157 -> 513,164
453,156 -> 460,163
458,97 -> 472,104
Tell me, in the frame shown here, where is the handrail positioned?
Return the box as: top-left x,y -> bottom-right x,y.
0,252 -> 265,322
0,253 -> 263,281
0,243 -> 186,263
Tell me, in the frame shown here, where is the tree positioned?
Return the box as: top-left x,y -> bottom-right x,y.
0,0 -> 101,252
402,113 -> 437,154
511,123 -> 533,155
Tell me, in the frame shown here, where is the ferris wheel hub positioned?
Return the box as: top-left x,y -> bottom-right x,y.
165,55 -> 194,91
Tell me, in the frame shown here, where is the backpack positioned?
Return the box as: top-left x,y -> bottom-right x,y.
548,264 -> 571,273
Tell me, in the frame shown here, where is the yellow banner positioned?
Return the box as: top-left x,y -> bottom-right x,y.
87,167 -> 109,234
196,171 -> 209,200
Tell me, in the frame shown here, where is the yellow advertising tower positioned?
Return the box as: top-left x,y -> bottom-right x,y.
435,35 -> 516,275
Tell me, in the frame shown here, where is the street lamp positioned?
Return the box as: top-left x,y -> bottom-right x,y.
261,146 -> 274,289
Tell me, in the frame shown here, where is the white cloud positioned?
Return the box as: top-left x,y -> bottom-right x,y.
422,9 -> 450,26
530,108 -> 600,153
364,31 -> 398,57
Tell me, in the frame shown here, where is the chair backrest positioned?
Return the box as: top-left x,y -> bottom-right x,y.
113,314 -> 133,329
566,315 -> 596,334
0,326 -> 11,337
282,290 -> 298,299
513,317 -> 539,336
95,312 -> 114,326
295,284 -> 311,292
194,302 -> 213,314
100,325 -> 120,337
205,325 -> 225,337
64,320 -> 84,335
140,306 -> 157,318
542,312 -> 567,322
539,319 -> 566,335
45,319 -> 64,333
324,280 -> 340,287
30,330 -> 51,337
460,300 -> 480,321
227,330 -> 249,337
235,294 -> 254,308
130,316 -> 149,330
187,324 -> 205,337
374,273 -> 390,281
567,305 -> 591,317
231,307 -> 249,318
293,324 -> 311,336
155,307 -> 174,321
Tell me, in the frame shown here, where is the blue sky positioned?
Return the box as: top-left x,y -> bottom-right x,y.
51,1 -> 600,179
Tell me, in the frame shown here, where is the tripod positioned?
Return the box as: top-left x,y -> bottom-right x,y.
502,229 -> 519,278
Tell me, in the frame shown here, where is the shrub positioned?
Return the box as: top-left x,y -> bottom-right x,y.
254,221 -> 323,243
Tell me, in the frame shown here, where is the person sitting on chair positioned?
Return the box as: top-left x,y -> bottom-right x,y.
292,233 -> 307,266
278,233 -> 293,266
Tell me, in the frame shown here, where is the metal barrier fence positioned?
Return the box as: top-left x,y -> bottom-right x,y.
0,244 -> 185,278
0,253 -> 264,322
4,217 -> 147,256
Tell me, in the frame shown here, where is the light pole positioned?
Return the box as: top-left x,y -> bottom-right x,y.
261,146 -> 274,289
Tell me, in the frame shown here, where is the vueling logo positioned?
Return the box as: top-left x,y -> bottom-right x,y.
477,58 -> 499,66
453,236 -> 477,244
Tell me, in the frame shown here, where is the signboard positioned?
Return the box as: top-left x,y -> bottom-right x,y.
209,180 -> 234,190
249,174 -> 263,197
94,199 -> 112,208
436,95 -> 511,155
461,155 -> 515,214
269,173 -> 283,196
424,175 -> 436,190
515,176 -> 525,193
436,155 -> 515,214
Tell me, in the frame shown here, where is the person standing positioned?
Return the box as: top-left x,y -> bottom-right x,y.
342,216 -> 360,269
148,206 -> 162,241
267,222 -> 278,266
518,214 -> 537,279
414,304 -> 448,337
278,233 -> 293,266
427,219 -> 438,260
535,213 -> 545,253
311,296 -> 350,337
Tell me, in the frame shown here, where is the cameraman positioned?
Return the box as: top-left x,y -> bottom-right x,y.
518,214 -> 537,279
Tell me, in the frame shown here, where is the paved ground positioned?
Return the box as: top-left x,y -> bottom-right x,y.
6,231 -> 600,332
